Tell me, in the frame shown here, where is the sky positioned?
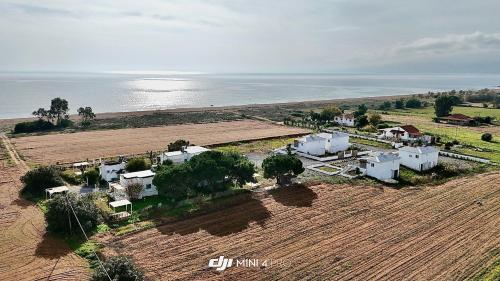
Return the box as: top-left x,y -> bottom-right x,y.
1,0 -> 500,73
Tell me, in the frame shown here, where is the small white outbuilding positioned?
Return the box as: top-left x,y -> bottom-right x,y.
99,160 -> 127,182
359,152 -> 400,181
119,170 -> 158,199
333,113 -> 355,127
294,132 -> 350,156
398,146 -> 439,171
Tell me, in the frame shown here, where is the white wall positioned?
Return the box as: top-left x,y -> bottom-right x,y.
296,140 -> 325,156
119,176 -> 158,199
334,116 -> 354,127
100,162 -> 126,182
366,160 -> 400,180
325,135 -> 350,153
399,150 -> 439,171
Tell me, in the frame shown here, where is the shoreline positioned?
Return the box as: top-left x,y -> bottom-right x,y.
0,93 -> 417,128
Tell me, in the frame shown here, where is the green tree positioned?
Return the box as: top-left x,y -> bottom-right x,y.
84,169 -> 100,187
320,106 -> 342,122
369,113 -> 382,126
153,163 -> 193,200
481,133 -> 493,142
92,256 -> 144,281
395,99 -> 405,109
45,193 -> 102,235
262,154 -> 304,185
125,158 -> 150,172
21,166 -> 64,197
49,97 -> 69,125
378,101 -> 391,110
355,115 -> 369,128
223,152 -> 257,186
32,108 -> 50,121
77,107 -> 96,126
167,139 -> 190,151
434,95 -> 455,117
405,98 -> 422,108
353,104 -> 368,118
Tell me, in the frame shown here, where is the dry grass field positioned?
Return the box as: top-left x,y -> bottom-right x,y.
0,137 -> 90,280
103,172 -> 500,281
9,120 -> 309,165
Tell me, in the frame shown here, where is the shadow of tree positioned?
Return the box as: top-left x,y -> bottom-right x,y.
157,197 -> 271,237
11,197 -> 33,208
270,184 -> 318,207
35,233 -> 72,259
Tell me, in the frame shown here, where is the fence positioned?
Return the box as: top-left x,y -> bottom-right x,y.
439,151 -> 491,164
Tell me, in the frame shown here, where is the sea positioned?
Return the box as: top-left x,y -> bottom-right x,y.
1,72 -> 499,119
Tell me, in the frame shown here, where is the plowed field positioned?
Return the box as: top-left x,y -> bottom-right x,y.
0,137 -> 90,280
10,120 -> 309,165
104,172 -> 500,281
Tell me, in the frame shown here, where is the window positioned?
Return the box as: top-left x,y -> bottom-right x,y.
146,184 -> 152,189
371,163 -> 375,167
415,155 -> 419,158
409,155 -> 412,158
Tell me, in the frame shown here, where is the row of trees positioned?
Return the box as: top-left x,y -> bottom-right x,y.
14,98 -> 96,133
153,151 -> 256,200
378,97 -> 424,110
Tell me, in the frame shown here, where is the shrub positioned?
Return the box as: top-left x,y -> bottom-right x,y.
45,193 -> 102,235
58,118 -> 73,128
125,182 -> 143,200
444,142 -> 453,150
377,123 -> 390,129
61,170 -> 82,185
13,119 -> 55,134
92,256 -> 144,281
125,158 -> 150,172
405,98 -> 422,108
481,133 -> 493,142
84,169 -> 100,187
167,139 -> 190,152
21,166 -> 64,198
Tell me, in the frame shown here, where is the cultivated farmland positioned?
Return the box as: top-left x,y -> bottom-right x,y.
0,137 -> 90,280
103,172 -> 500,281
9,120 -> 309,165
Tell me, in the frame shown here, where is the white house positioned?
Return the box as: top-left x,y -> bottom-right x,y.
159,146 -> 210,164
119,170 -> 158,199
294,132 -> 350,156
334,113 -> 355,127
99,160 -> 126,182
378,125 -> 422,141
359,152 -> 400,181
398,146 -> 439,171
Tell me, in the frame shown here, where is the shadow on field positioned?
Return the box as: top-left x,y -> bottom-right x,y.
35,233 -> 72,259
11,197 -> 32,208
270,184 -> 318,207
157,197 -> 271,237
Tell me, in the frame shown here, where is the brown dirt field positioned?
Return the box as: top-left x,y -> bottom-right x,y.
0,137 -> 90,280
9,120 -> 310,165
103,172 -> 500,281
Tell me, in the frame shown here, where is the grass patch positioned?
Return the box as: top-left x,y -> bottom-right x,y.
65,237 -> 102,268
214,137 -> 297,154
472,249 -> 500,281
318,166 -> 340,173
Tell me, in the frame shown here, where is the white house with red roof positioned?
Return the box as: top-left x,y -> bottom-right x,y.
378,125 -> 422,141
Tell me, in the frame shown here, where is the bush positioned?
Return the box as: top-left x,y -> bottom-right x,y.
58,118 -> 73,128
167,139 -> 190,152
45,193 -> 102,235
405,98 -> 422,108
84,169 -> 100,187
444,142 -> 453,150
125,182 -> 143,200
14,119 -> 55,134
377,123 -> 390,129
92,256 -> 144,281
481,133 -> 493,142
125,158 -> 151,172
61,170 -> 82,185
21,166 -> 64,198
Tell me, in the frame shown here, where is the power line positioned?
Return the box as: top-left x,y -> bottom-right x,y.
64,194 -> 112,281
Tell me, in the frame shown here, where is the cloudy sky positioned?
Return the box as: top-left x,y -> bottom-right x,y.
1,0 -> 500,73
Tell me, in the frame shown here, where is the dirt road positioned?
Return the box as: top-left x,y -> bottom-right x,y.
10,120 -> 309,165
104,172 -> 500,281
0,138 -> 90,280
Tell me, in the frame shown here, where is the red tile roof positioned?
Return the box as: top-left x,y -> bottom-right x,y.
441,113 -> 473,121
400,125 -> 421,135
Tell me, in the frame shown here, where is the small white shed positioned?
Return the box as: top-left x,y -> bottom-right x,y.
359,152 -> 400,181
398,146 -> 439,171
45,186 -> 69,199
